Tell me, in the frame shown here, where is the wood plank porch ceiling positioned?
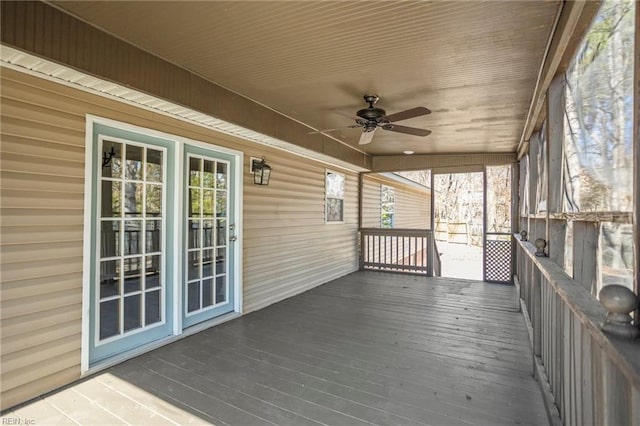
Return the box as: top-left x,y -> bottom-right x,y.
52,1 -> 560,157
5,272 -> 547,425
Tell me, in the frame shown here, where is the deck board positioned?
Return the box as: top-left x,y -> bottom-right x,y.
1,271 -> 547,425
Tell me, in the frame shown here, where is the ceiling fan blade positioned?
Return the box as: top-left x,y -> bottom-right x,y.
383,124 -> 431,137
358,129 -> 377,145
384,106 -> 431,123
308,124 -> 361,135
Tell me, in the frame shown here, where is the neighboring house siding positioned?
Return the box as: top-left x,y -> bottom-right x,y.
362,174 -> 431,229
0,68 -> 358,410
361,176 -> 381,227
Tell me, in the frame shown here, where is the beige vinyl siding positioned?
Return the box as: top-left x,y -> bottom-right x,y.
1,72 -> 86,410
242,156 -> 358,313
395,187 -> 430,229
362,175 -> 382,228
0,68 -> 358,410
362,174 -> 431,229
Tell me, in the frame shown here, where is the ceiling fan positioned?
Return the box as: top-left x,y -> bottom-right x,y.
312,95 -> 432,145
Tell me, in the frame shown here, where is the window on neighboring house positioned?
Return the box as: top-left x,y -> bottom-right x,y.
381,185 -> 395,228
325,170 -> 345,222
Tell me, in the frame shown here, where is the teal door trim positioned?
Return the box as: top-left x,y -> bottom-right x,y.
87,123 -> 176,366
182,144 -> 237,329
82,117 -> 243,371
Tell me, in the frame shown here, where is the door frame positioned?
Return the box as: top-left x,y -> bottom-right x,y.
430,166 -> 514,283
482,165 -> 514,284
430,168 -> 485,280
182,146 -> 237,328
81,115 -> 243,373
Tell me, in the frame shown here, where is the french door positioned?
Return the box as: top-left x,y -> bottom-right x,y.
89,125 -> 176,365
88,122 -> 239,367
182,146 -> 236,328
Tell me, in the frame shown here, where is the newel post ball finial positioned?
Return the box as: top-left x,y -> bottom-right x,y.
520,230 -> 528,241
534,238 -> 547,257
599,285 -> 639,339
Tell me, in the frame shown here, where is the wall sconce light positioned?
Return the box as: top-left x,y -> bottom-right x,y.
520,230 -> 528,242
534,238 -> 547,257
252,157 -> 271,186
102,146 -> 115,168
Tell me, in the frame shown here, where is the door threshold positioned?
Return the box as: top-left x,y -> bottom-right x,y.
83,311 -> 241,377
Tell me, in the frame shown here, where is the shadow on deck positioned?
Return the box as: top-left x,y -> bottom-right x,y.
3,271 -> 547,425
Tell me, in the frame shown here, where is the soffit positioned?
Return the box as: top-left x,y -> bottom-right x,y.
52,1 -> 560,156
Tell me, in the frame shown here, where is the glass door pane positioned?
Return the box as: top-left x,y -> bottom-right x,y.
183,149 -> 234,328
98,142 -> 166,341
90,124 -> 175,367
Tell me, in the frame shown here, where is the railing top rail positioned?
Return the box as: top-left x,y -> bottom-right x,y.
359,228 -> 432,237
514,234 -> 640,389
486,232 -> 513,236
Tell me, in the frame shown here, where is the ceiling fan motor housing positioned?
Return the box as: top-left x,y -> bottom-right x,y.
356,106 -> 386,121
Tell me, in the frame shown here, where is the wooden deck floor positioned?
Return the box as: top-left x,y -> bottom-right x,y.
3,271 -> 547,425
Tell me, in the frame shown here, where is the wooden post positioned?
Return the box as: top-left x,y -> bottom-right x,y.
633,2 -> 639,326
482,166 -> 487,282
358,173 -> 363,230
359,231 -> 364,271
518,158 -> 528,233
511,163 -> 519,284
547,74 -> 565,214
547,74 -> 564,263
573,221 -> 598,294
358,173 -> 364,270
529,133 -> 540,220
428,171 -> 435,275
548,219 -> 566,268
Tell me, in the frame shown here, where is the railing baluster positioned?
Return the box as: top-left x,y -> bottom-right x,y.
383,234 -> 387,269
358,229 -> 432,275
394,235 -> 398,269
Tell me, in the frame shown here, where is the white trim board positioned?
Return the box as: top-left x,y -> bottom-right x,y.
0,45 -> 368,174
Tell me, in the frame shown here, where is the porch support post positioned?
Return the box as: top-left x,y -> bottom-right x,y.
547,74 -> 565,214
511,162 -> 519,284
428,171 -> 435,276
358,173 -> 364,270
633,3 -> 640,325
547,74 -> 566,268
528,133 -> 540,247
358,173 -> 363,230
573,221 -> 598,294
482,166 -> 487,282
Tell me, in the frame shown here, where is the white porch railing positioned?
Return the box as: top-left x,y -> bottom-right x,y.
359,228 -> 438,276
